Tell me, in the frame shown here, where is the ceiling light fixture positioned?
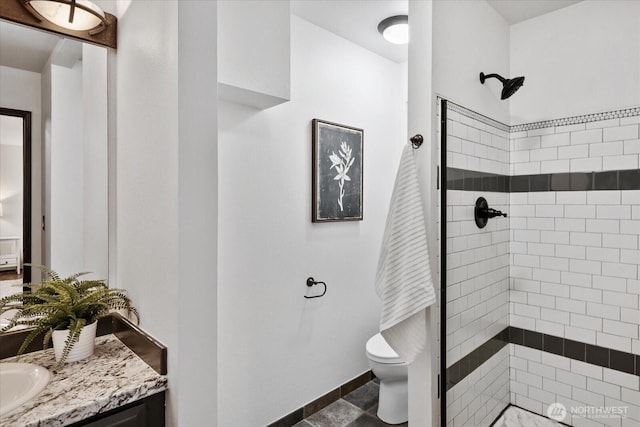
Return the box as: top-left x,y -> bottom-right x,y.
22,0 -> 107,34
377,15 -> 409,45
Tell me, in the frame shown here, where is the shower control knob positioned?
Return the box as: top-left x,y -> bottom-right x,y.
474,197 -> 507,229
481,208 -> 507,219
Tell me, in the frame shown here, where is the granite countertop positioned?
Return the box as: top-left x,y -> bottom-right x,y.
0,334 -> 168,427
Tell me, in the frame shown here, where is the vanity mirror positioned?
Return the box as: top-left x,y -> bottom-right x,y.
0,17 -> 109,296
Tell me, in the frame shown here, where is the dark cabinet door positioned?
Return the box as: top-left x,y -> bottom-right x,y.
81,404 -> 146,427
72,392 -> 165,427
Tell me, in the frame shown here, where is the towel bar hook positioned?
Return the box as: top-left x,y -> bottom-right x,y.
410,134 -> 424,149
304,277 -> 327,299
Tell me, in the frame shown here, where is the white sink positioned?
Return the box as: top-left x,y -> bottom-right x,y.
0,362 -> 51,417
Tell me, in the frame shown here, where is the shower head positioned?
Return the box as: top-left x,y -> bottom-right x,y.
479,72 -> 525,100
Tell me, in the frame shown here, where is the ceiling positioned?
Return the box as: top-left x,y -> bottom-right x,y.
0,1 -> 583,73
292,0 -> 583,63
0,21 -> 60,73
291,0 -> 409,63
487,0 -> 582,25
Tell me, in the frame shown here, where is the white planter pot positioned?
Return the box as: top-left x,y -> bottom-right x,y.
51,321 -> 98,363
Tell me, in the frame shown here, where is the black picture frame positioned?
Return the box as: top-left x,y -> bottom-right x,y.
312,119 -> 363,222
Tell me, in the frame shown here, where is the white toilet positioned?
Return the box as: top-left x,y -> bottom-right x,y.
365,333 -> 409,425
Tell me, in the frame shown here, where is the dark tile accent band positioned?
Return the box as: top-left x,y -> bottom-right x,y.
447,168 -> 510,192
447,327 -> 640,391
0,313 -> 167,375
266,371 -> 373,427
447,168 -> 640,192
511,327 -> 640,377
446,327 -> 510,390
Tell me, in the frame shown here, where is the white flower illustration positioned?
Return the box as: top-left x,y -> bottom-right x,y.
329,141 -> 355,211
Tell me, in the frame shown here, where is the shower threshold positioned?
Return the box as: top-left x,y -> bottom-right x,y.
492,405 -> 564,427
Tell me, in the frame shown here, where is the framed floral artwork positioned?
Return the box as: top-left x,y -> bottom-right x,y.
312,119 -> 363,222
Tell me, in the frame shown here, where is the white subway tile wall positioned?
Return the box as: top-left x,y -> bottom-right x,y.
507,113 -> 640,426
509,193 -> 639,350
446,346 -> 510,427
444,102 -> 640,427
446,109 -> 510,176
509,344 -> 640,427
445,110 -> 511,426
509,116 -> 640,426
512,120 -> 639,175
446,188 -> 510,363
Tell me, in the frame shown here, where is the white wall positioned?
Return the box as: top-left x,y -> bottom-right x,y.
115,1 -> 180,424
218,0 -> 290,108
177,1 -> 218,425
0,65 -> 43,281
433,0 -> 511,125
50,62 -> 84,275
40,43 -> 108,280
42,63 -> 52,272
407,1 -> 438,426
115,1 -> 218,426
82,44 -> 109,280
218,15 -> 405,426
510,0 -> 640,124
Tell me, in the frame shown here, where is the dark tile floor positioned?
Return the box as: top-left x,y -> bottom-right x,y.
294,381 -> 408,427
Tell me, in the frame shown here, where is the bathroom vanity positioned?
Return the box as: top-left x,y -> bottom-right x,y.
0,316 -> 167,426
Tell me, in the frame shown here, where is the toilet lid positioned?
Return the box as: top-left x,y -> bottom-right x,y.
366,333 -> 403,364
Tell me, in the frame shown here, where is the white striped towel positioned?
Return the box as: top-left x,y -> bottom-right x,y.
375,142 -> 436,364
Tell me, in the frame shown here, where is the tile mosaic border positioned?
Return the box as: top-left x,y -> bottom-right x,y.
445,99 -> 511,133
266,371 -> 373,427
444,100 -> 640,134
447,167 -> 640,192
446,326 -> 640,391
511,106 -> 640,133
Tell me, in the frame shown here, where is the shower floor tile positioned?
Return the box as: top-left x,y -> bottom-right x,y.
492,406 -> 563,427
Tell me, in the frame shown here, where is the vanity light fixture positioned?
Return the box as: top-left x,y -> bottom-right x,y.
1,0 -> 117,48
22,0 -> 107,34
377,15 -> 409,45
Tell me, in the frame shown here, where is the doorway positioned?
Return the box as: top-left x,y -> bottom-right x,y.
0,107 -> 31,293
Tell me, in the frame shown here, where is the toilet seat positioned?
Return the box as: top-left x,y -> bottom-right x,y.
366,333 -> 404,364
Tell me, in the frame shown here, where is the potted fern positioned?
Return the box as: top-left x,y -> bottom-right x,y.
0,266 -> 138,370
